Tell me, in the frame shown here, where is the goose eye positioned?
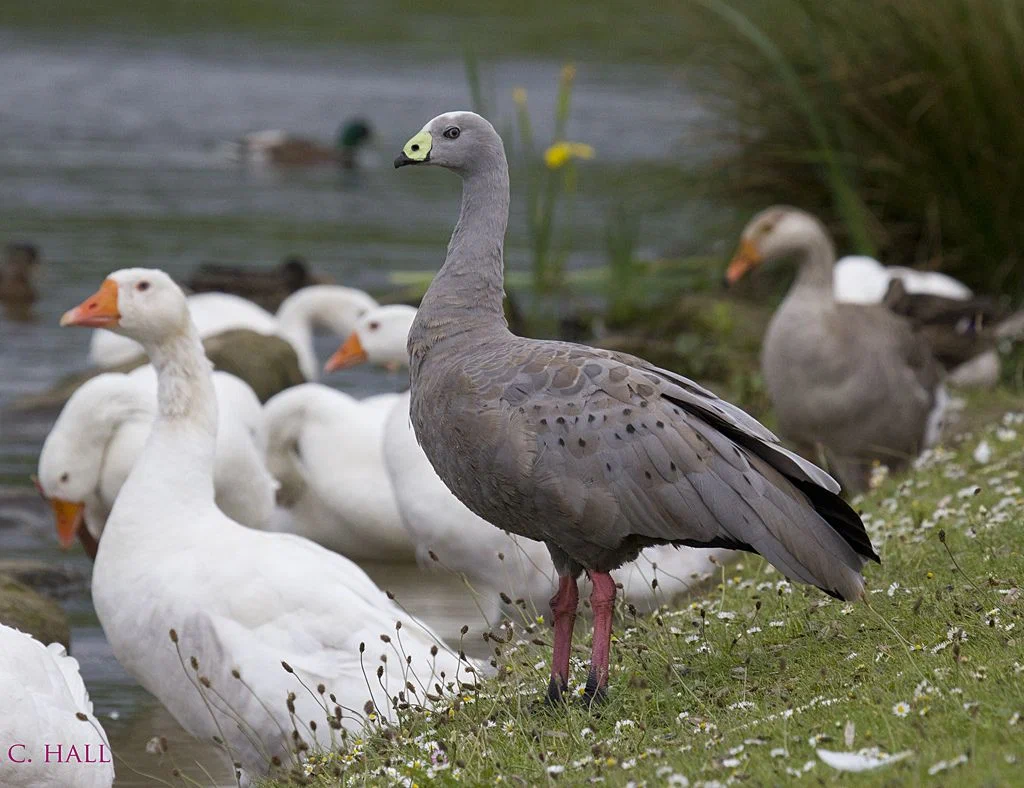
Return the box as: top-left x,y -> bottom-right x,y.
443,127 -> 461,140
60,472 -> 69,483
368,321 -> 380,331
136,281 -> 151,292
759,222 -> 775,235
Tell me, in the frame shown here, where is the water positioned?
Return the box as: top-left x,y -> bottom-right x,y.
0,29 -> 703,786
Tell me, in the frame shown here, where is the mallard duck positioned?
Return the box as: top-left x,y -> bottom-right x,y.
233,118 -> 373,169
186,255 -> 330,311
727,206 -> 946,491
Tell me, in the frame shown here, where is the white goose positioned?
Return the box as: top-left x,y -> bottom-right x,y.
60,270 -> 470,783
833,255 -> 972,304
38,369 -> 276,552
0,624 -> 114,788
325,306 -> 732,615
262,384 -> 415,561
88,285 -> 378,380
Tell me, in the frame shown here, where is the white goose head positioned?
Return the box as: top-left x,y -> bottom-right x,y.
324,304 -> 416,373
37,373 -> 154,546
61,268 -> 189,345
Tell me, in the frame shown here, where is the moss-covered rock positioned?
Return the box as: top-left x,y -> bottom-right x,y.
0,559 -> 88,600
0,573 -> 70,648
203,329 -> 305,402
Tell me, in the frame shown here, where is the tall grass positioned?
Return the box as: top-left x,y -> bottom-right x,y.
688,0 -> 1024,299
512,66 -> 585,303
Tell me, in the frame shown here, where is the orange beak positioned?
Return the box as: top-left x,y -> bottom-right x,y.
60,279 -> 121,328
324,332 -> 368,373
725,239 -> 762,285
51,498 -> 86,549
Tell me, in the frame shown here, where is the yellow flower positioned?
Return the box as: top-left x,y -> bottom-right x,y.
544,141 -> 595,170
512,87 -> 527,107
561,64 -> 576,83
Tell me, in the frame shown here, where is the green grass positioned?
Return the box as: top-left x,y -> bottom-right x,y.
257,394 -> 1024,786
686,0 -> 1024,300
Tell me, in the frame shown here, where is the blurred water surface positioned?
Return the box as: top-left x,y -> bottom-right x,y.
0,29 -> 703,785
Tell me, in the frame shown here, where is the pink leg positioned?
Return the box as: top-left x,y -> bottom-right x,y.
584,571 -> 617,703
547,574 -> 579,703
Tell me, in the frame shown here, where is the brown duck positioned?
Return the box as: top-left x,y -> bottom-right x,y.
0,243 -> 40,319
186,256 -> 330,311
394,113 -> 878,704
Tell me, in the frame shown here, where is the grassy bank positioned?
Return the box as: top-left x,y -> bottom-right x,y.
257,393 -> 1023,786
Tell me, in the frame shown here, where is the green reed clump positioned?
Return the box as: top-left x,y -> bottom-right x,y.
689,0 -> 1024,299
512,67 -> 594,309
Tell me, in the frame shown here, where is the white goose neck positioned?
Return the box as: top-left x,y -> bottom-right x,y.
105,321 -> 219,539
145,325 -> 218,433
275,287 -> 377,380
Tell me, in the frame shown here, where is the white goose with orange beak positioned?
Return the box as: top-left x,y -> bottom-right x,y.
59,270 -> 471,784
87,285 -> 379,381
36,366 -> 276,557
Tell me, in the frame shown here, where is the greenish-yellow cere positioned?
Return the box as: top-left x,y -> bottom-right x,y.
403,130 -> 432,161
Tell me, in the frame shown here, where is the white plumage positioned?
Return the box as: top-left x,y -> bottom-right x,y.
833,255 -> 972,304
63,269 -> 471,783
89,286 -> 378,381
0,624 -> 114,788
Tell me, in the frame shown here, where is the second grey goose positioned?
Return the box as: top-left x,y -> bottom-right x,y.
726,207 -> 946,493
394,113 -> 879,704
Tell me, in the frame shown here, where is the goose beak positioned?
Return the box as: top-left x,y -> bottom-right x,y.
324,332 -> 368,373
395,130 -> 432,168
50,499 -> 86,549
60,279 -> 121,328
725,239 -> 762,286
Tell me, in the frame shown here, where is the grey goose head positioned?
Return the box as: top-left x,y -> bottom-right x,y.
726,206 -> 832,284
394,111 -> 504,175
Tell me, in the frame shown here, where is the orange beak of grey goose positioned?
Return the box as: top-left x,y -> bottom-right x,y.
725,238 -> 763,285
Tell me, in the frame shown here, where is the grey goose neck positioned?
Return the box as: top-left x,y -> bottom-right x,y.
409,145 -> 511,366
788,227 -> 836,298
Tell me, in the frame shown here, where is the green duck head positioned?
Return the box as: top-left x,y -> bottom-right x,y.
336,118 -> 373,151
